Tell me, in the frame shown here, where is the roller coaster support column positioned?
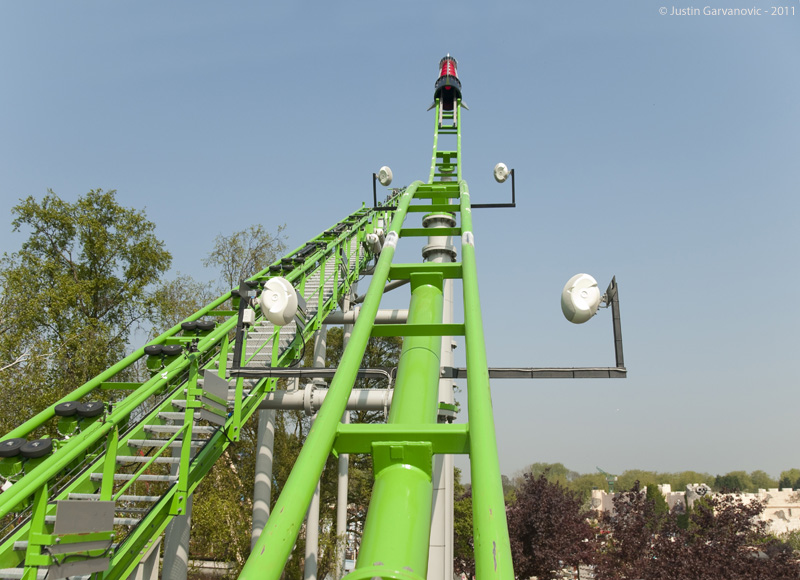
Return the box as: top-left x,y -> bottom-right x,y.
335,287 -> 355,580
251,409 -> 276,550
426,212 -> 457,580
162,469 -> 193,580
240,182 -> 420,580
354,270 -> 444,577
305,327 -> 328,580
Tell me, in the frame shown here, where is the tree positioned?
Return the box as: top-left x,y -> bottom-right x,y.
514,462 -> 577,488
202,224 -> 287,291
750,470 -> 778,491
596,483 -> 800,579
0,189 -> 171,434
507,473 -> 596,580
665,470 -> 715,492
644,484 -> 669,524
780,469 -> 800,491
714,472 -> 749,493
147,273 -> 215,335
453,468 -> 474,577
595,482 -> 658,579
615,469 -> 660,492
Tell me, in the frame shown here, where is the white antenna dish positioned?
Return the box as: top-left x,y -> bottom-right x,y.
259,277 -> 298,326
378,166 -> 393,187
493,162 -> 509,183
561,273 -> 601,324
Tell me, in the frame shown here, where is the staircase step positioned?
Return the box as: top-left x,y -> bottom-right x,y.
68,493 -> 162,502
116,455 -> 180,464
127,439 -> 206,449
44,515 -> 139,526
143,425 -> 217,435
90,473 -> 177,482
0,568 -> 50,579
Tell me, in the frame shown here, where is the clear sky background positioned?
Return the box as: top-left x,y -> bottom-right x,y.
1,2 -> 798,482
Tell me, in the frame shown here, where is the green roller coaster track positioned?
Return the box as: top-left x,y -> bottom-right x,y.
0,66 -> 516,580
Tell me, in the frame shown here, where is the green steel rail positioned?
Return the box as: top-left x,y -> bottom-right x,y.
241,98 -> 515,580
0,201 -> 397,578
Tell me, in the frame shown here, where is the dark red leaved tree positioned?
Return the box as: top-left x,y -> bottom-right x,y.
507,473 -> 596,580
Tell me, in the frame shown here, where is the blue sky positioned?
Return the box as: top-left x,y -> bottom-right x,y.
1,1 -> 798,481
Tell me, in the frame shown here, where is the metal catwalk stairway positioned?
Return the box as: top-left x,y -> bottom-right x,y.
0,205 -> 392,580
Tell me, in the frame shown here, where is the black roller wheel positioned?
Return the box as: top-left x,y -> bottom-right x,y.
181,321 -> 198,332
54,401 -> 79,417
77,401 -> 105,418
20,439 -> 53,459
196,320 -> 216,332
144,345 -> 163,356
0,438 -> 27,458
161,344 -> 183,356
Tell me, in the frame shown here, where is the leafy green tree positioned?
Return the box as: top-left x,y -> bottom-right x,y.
714,471 -> 752,493
148,273 -> 215,335
665,470 -> 714,491
453,468 -> 474,577
567,473 -> 610,500
514,462 -> 577,488
779,469 -> 800,491
0,189 -> 171,435
644,484 -> 669,528
202,224 -> 287,291
615,469 -> 659,492
750,470 -> 778,491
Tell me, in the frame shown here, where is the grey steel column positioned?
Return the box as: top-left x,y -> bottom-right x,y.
304,327 -> 328,580
163,458 -> 194,580
251,408 -> 276,550
424,212 -> 456,580
335,285 -> 355,580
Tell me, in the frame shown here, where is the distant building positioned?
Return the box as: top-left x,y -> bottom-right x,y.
591,484 -> 800,535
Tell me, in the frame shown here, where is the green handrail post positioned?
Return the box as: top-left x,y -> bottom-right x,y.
173,349 -> 198,516
22,482 -> 48,580
100,427 -> 119,501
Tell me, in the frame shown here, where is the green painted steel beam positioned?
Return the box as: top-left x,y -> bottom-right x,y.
333,423 -> 469,455
389,262 -> 462,280
369,323 -> 465,337
406,204 -> 461,213
400,227 -> 461,237
459,179 -> 514,580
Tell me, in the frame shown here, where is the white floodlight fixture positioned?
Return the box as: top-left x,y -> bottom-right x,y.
493,162 -> 510,183
560,273 -> 602,324
377,166 -> 393,187
259,277 -> 298,326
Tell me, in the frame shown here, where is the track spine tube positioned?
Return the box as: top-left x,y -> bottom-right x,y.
352,271 -> 443,580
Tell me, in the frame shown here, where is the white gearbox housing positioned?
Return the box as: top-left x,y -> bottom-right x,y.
561,273 -> 601,324
259,277 -> 298,326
